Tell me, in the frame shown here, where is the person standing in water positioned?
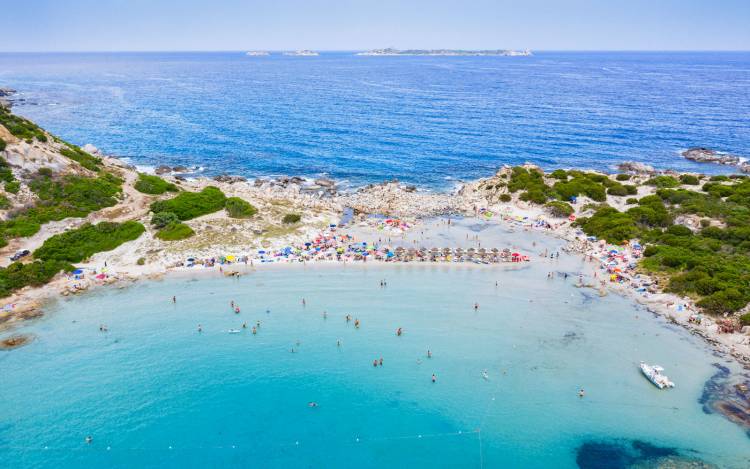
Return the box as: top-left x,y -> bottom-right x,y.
172,296 -> 176,303
432,374 -> 437,383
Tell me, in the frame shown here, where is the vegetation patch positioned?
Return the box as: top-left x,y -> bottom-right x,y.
151,211 -> 179,228
225,197 -> 257,218
150,186 -> 226,221
282,213 -> 301,224
0,137 -> 6,152
544,201 -> 574,217
59,145 -> 102,172
156,222 -> 195,241
0,172 -> 122,242
0,259 -> 73,298
134,173 -> 179,195
0,106 -> 47,143
34,221 -> 145,263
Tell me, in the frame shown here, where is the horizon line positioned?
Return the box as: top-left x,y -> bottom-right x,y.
1,49 -> 750,54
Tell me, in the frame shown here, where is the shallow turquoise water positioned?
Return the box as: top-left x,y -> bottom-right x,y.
2,257 -> 750,467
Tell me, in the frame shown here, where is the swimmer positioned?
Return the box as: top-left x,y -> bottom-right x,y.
172,296 -> 176,303
379,357 -> 383,366
346,314 -> 351,322
252,326 -> 257,334
266,309 -> 270,314
482,369 -> 489,380
323,311 -> 327,319
432,374 -> 437,383
354,319 -> 360,328
85,436 -> 93,444
242,322 -> 247,329
230,300 -> 234,308
373,359 -> 378,367
302,298 -> 306,307
308,402 -> 318,408
337,339 -> 341,347
416,358 -> 422,364
235,307 -> 240,314
198,324 -> 202,333
396,327 -> 402,336
256,320 -> 261,327
578,388 -> 585,398
473,302 -> 479,311
427,350 -> 432,358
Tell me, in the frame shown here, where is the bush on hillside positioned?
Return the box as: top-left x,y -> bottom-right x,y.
150,186 -> 226,221
34,221 -> 145,263
679,174 -> 700,185
59,145 -> 102,172
544,201 -> 574,217
151,211 -> 179,228
282,213 -> 301,224
225,197 -> 258,218
156,222 -> 195,241
4,180 -> 20,194
134,173 -> 179,195
0,259 -> 73,298
0,106 -> 47,142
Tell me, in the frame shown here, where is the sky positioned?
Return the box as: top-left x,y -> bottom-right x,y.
4,0 -> 750,52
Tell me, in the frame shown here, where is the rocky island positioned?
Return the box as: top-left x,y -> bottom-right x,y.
282,50 -> 319,56
356,48 -> 532,56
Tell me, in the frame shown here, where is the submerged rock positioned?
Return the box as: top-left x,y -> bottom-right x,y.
576,439 -> 716,469
314,177 -> 335,188
698,363 -> 750,437
0,334 -> 34,350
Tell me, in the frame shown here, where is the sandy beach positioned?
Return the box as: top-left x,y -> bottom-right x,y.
2,153 -> 749,367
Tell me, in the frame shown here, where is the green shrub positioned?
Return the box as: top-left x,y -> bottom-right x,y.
679,174 -> 700,185
550,169 -> 568,180
37,167 -> 53,177
616,174 -> 631,181
59,145 -> 101,171
0,137 -> 5,151
225,197 -> 258,218
282,213 -> 301,224
0,106 -> 47,143
0,259 -> 73,298
136,257 -> 146,266
574,207 -> 641,243
4,180 -> 20,194
0,194 -> 9,209
151,211 -> 179,228
499,193 -> 512,202
607,184 -> 628,197
507,167 -> 552,203
156,222 -> 195,241
34,221 -> 145,263
741,313 -> 750,326
134,173 -> 179,195
520,189 -> 548,204
0,156 -> 14,183
150,186 -> 226,221
646,176 -> 680,188
709,175 -> 729,182
626,198 -> 639,205
553,173 -> 607,202
544,201 -> 574,217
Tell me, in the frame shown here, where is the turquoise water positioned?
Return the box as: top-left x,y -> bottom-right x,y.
2,52 -> 749,188
2,235 -> 749,467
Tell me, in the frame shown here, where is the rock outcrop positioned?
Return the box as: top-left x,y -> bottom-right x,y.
682,147 -> 741,165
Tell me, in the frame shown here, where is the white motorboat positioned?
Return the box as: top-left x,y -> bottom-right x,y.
640,362 -> 675,389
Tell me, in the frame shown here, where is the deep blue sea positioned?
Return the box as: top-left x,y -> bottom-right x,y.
1,51 -> 749,188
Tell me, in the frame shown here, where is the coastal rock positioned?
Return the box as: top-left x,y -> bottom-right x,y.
314,177 -> 335,188
617,161 -> 656,175
82,143 -> 100,155
214,174 -> 247,184
155,165 -> 172,175
0,334 -> 34,350
172,165 -> 189,173
253,178 -> 264,187
682,147 -> 740,165
289,176 -> 305,185
403,185 -> 417,193
0,87 -> 16,97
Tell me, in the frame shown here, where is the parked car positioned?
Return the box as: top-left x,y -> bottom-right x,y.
10,250 -> 30,261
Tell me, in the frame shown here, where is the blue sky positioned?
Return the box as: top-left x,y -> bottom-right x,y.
5,0 -> 750,51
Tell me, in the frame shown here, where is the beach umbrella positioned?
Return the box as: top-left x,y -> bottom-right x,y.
72,269 -> 83,275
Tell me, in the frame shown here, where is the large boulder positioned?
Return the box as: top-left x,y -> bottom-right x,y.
682,147 -> 740,165
155,165 -> 172,175
617,161 -> 656,175
82,143 -> 100,155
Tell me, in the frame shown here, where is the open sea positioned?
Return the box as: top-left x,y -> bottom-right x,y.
1,222 -> 749,468
1,51 -> 750,189
2,52 -> 750,467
